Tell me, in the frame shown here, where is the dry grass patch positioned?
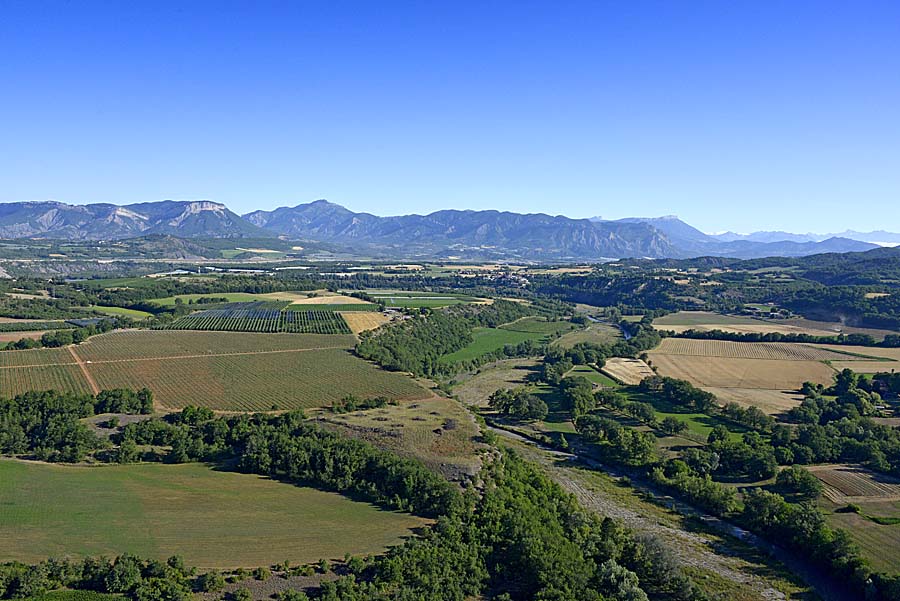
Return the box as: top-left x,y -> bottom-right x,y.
703,387 -> 805,416
319,396 -> 483,482
340,311 -> 390,334
452,358 -> 540,407
648,354 -> 834,389
601,358 -> 654,385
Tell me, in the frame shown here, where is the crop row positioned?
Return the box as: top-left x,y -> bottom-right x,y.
164,305 -> 352,334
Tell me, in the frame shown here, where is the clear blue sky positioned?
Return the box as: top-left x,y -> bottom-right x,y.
1,1 -> 898,233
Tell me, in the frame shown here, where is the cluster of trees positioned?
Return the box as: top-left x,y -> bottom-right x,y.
575,415 -> 658,466
329,395 -> 391,414
0,554 -> 196,601
659,326 -> 898,348
639,376 -> 774,432
3,319 -> 119,350
541,316 -> 662,384
356,300 -> 550,377
0,389 -> 148,462
117,409 -> 459,517
488,388 -> 548,420
295,452 -> 704,601
95,388 -> 154,414
781,286 -> 900,330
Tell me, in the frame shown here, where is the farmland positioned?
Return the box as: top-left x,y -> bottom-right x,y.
811,344 -> 900,373
651,338 -> 857,361
359,290 -> 481,308
340,311 -> 391,334
0,331 -> 428,411
600,357 -> 655,385
811,465 -> 900,574
808,464 -> 900,504
553,322 -> 621,348
438,318 -> 574,364
439,328 -> 539,363
163,302 -> 353,334
647,354 -> 835,390
567,364 -> 618,387
702,387 -> 805,415
653,311 -> 850,337
0,460 -> 427,569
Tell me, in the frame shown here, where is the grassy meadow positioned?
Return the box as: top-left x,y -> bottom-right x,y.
0,460 -> 427,569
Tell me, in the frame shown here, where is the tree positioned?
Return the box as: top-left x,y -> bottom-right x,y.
707,425 -> 729,444
660,417 -> 688,435
775,465 -> 823,501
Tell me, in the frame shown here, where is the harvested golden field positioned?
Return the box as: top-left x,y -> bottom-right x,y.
653,311 -> 840,336
703,387 -> 805,415
601,357 -> 654,385
812,344 -> 900,373
808,465 -> 900,503
0,331 -> 48,343
830,360 -> 900,373
812,344 -> 900,361
653,338 -> 853,361
647,354 -> 834,390
340,311 -> 391,334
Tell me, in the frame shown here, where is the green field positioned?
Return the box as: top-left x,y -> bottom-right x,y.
0,331 -> 427,411
90,306 -> 154,319
284,303 -> 379,312
567,364 -> 618,387
553,323 -> 621,348
0,461 -> 427,569
438,318 -> 572,364
623,389 -> 746,443
150,292 -> 266,306
440,327 -> 544,363
499,317 -> 576,335
360,290 -> 479,308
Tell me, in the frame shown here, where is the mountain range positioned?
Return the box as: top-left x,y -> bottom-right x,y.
0,199 -> 891,261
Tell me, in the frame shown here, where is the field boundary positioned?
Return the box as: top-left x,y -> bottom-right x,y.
0,344 -> 352,371
67,346 -> 100,394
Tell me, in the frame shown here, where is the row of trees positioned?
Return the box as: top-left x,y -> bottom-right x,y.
3,318 -> 119,351
658,326 -> 900,348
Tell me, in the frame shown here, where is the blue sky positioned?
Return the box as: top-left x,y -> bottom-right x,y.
1,1 -> 898,233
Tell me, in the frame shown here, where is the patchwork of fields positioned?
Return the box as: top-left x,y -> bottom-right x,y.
0,331 -> 428,411
0,460 -> 427,568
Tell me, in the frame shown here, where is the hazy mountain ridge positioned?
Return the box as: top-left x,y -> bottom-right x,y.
0,200 -> 267,240
0,199 -> 882,259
